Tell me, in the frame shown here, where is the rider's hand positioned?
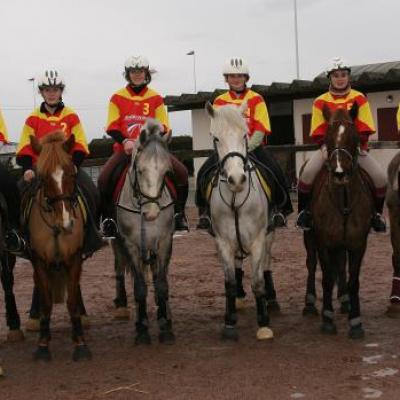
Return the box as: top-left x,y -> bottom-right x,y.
321,144 -> 328,160
24,169 -> 35,182
123,139 -> 135,155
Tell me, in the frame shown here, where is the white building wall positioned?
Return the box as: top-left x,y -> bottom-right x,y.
192,109 -> 212,178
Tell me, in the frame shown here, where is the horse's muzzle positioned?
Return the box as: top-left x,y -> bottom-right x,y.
227,173 -> 247,192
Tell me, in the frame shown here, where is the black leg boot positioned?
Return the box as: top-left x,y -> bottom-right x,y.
174,185 -> 189,231
296,191 -> 312,231
371,196 -> 386,233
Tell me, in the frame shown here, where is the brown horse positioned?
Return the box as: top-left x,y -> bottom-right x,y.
304,104 -> 374,339
28,131 -> 91,361
385,152 -> 400,317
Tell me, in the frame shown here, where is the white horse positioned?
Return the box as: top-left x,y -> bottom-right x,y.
205,102 -> 275,341
112,119 -> 175,344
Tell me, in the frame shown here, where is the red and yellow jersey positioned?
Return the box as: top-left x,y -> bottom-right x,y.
0,108 -> 9,143
397,103 -> 400,132
213,89 -> 271,137
106,85 -> 169,152
16,104 -> 89,163
310,89 -> 375,141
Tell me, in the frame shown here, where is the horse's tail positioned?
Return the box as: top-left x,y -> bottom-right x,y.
49,267 -> 67,304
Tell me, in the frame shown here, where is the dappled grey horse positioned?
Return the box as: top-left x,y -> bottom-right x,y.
112,119 -> 175,344
205,102 -> 275,341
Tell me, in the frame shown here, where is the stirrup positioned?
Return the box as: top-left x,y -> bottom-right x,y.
100,218 -> 118,239
197,215 -> 211,230
5,230 -> 26,255
371,213 -> 386,233
271,211 -> 287,228
295,210 -> 312,231
174,212 -> 189,231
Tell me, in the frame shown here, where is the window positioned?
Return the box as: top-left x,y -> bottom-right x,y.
302,114 -> 313,144
377,107 -> 399,141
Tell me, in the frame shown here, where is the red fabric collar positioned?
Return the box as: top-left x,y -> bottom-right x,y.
126,84 -> 148,97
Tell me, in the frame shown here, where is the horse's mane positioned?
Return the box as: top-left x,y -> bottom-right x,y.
139,134 -> 170,167
214,105 -> 248,134
36,131 -> 73,175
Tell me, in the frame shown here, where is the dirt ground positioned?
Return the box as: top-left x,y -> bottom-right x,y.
0,207 -> 399,400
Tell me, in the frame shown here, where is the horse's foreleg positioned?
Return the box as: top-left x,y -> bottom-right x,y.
263,231 -> 280,313
0,253 -> 22,339
132,262 -> 150,345
303,231 -> 318,316
153,243 -> 174,344
67,255 -> 91,361
319,250 -> 337,335
347,249 -> 365,339
388,208 -> 400,316
336,251 -> 350,314
32,262 -> 53,361
112,240 -> 130,319
217,239 -> 238,341
251,233 -> 273,341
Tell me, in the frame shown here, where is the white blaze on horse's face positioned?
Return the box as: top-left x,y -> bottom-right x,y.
52,166 -> 71,229
208,105 -> 248,193
334,124 -> 346,174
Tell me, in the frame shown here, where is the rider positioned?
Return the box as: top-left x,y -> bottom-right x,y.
98,55 -> 189,238
0,107 -> 23,253
196,57 -> 293,229
16,69 -> 103,255
296,57 -> 387,232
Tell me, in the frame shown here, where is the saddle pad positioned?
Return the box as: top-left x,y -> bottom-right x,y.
205,167 -> 272,203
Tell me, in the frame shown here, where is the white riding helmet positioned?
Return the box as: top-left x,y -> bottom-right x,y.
222,57 -> 250,76
124,56 -> 150,71
37,69 -> 65,89
325,57 -> 351,77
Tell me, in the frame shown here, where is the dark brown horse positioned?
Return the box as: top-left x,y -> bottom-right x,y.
385,152 -> 400,317
28,131 -> 91,361
303,104 -> 374,339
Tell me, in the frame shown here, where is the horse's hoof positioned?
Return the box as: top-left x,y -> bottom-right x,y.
113,307 -> 130,320
7,329 -> 25,342
0,366 -> 4,377
25,318 -> 40,332
267,300 -> 281,314
135,331 -> 151,345
72,344 -> 92,361
386,303 -> 400,318
221,325 -> 239,341
302,305 -> 319,316
159,330 -> 175,345
320,321 -> 337,335
80,315 -> 90,329
235,297 -> 246,310
340,301 -> 351,314
349,324 -> 365,340
256,327 -> 274,341
33,346 -> 51,362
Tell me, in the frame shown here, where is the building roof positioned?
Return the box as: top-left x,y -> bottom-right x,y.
165,60 -> 400,111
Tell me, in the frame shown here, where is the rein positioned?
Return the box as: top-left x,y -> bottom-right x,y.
213,135 -> 252,259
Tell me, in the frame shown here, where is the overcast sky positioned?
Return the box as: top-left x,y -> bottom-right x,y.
0,0 -> 399,142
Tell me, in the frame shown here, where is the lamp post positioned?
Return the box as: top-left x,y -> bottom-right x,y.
293,0 -> 300,79
28,77 -> 36,108
186,50 -> 197,93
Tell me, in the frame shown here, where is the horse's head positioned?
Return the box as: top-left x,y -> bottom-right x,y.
206,102 -> 248,193
323,103 -> 359,184
134,118 -> 172,221
31,131 -> 77,232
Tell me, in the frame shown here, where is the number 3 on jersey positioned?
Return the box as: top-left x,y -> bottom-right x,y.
143,103 -> 150,115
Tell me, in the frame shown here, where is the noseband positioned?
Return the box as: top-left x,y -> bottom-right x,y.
213,136 -> 250,174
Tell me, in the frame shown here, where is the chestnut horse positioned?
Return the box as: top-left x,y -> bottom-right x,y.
385,152 -> 400,317
305,104 -> 374,339
28,131 -> 91,361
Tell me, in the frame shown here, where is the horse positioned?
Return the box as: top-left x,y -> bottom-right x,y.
204,101 -> 275,341
112,119 -> 175,344
304,104 -> 374,339
385,152 -> 400,317
27,131 -> 91,361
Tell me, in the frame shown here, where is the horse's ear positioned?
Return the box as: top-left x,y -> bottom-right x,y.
63,134 -> 75,154
238,101 -> 248,116
30,135 -> 42,154
163,129 -> 172,145
205,102 -> 215,118
349,102 -> 359,121
322,104 -> 331,123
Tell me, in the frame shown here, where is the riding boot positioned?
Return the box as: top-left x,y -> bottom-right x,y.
371,196 -> 386,233
5,226 -> 26,255
270,208 -> 287,228
99,191 -> 119,239
174,184 -> 189,231
296,191 -> 312,231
